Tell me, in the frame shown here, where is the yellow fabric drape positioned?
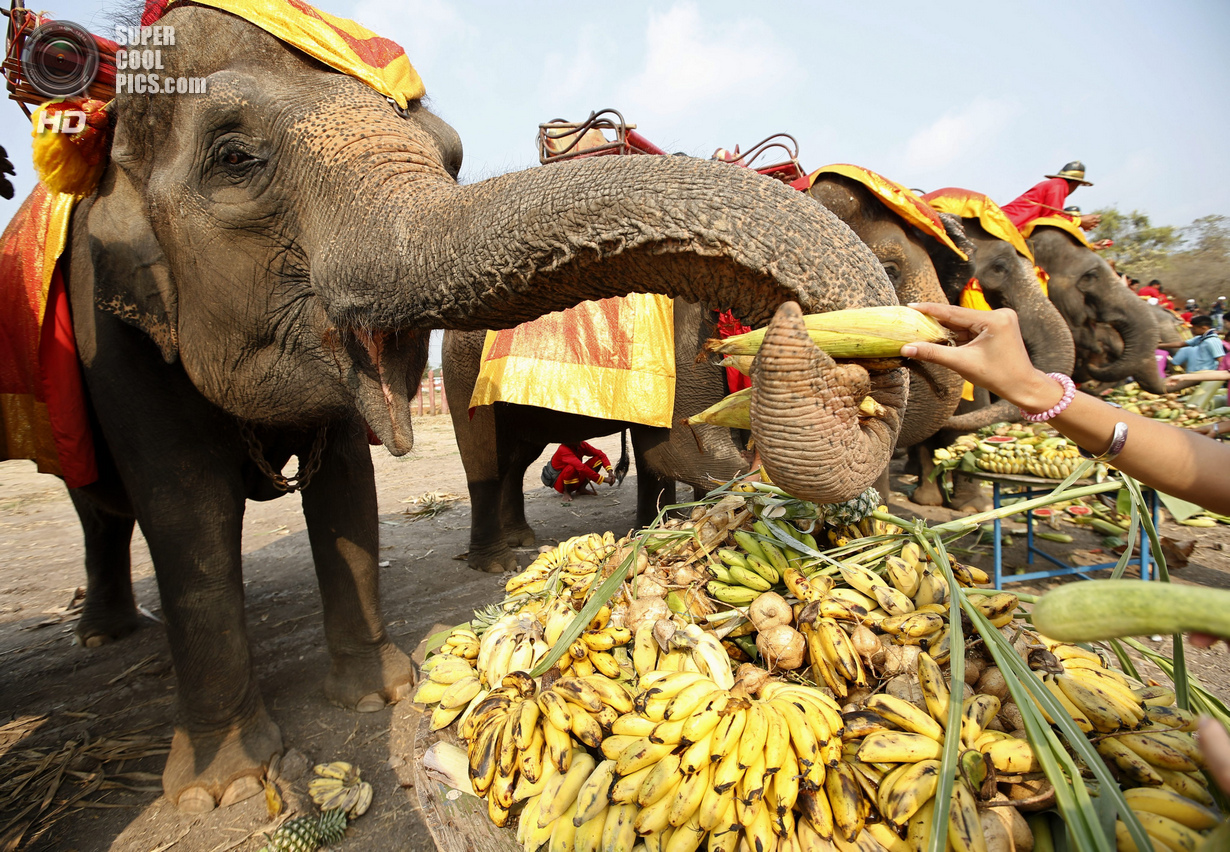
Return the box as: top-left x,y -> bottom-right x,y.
1019,215 -> 1091,248
957,278 -> 993,401
172,0 -> 424,106
0,185 -> 77,476
470,295 -> 676,428
803,165 -> 968,260
923,188 -> 1035,263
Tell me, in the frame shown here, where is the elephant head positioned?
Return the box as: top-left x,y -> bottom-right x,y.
1027,226 -> 1164,392
942,217 -> 1076,430
73,7 -> 905,500
806,172 -> 969,448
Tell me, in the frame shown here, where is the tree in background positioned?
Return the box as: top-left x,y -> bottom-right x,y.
1087,208 -> 1230,307
1168,216 -> 1230,306
1088,208 -> 1180,281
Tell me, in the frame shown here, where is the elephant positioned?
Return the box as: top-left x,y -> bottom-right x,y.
908,189 -> 1077,507
444,165 -> 972,574
1026,224 -> 1164,393
29,4 -> 909,811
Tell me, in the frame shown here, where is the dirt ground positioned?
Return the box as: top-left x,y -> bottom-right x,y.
1,416 -> 1228,851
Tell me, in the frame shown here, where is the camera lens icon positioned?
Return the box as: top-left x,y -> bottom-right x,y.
21,21 -> 100,98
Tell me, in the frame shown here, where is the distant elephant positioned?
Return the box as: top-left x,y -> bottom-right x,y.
910,189 -> 1077,507
26,5 -> 905,810
445,165 -> 971,574
1027,224 -> 1164,392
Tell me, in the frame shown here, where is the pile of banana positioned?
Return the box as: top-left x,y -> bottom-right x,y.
1103,384 -> 1217,428
503,531 -> 619,601
934,433 -> 1086,480
412,483 -> 1225,852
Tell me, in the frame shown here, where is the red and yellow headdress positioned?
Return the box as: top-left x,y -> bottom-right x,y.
1018,214 -> 1091,248
801,165 -> 968,261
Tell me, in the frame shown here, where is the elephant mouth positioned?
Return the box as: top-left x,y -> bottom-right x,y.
332,326 -> 430,455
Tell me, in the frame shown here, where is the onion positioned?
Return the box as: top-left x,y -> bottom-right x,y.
849,625 -> 880,660
733,663 -> 770,696
626,595 -> 669,633
756,625 -> 806,671
976,666 -> 1010,702
748,592 -> 792,632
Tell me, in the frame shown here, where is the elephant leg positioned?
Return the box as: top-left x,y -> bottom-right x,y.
951,474 -> 992,513
301,422 -> 413,713
69,489 -> 141,647
499,438 -> 546,548
911,444 -> 947,507
448,401 -> 516,573
84,317 -> 279,812
631,428 -> 675,527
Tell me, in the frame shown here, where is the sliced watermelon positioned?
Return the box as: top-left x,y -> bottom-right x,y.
983,436 -> 1017,444
1065,505 -> 1093,517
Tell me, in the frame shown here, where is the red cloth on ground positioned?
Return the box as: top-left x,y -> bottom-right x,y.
1000,177 -> 1075,230
550,442 -> 609,493
1137,286 -> 1161,300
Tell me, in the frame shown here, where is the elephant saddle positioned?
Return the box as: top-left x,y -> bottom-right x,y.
0,184 -> 98,487
469,295 -> 676,428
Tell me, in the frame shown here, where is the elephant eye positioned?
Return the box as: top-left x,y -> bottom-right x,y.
224,150 -> 252,166
881,261 -> 902,285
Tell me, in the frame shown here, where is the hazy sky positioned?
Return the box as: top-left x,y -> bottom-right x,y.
3,0 -> 1228,228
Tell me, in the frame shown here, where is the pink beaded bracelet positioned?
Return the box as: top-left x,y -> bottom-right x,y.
1021,373 -> 1076,422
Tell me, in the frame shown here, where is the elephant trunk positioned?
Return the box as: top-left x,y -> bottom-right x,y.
317,155 -> 908,471
751,302 -> 906,503
1085,300 -> 1164,392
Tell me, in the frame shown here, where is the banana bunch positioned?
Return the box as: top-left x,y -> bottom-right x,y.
476,612 -> 549,689
436,625 -> 480,661
1023,438 -> 1081,480
461,669 -> 634,831
974,439 -> 1035,475
1116,787 -> 1224,850
594,673 -> 847,852
306,761 -> 373,817
503,531 -> 619,600
545,604 -> 632,679
630,622 -> 735,689
415,652 -> 485,731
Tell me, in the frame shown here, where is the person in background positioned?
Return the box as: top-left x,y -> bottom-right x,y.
542,441 -> 613,501
1211,296 -> 1227,328
1159,315 -> 1226,372
1180,299 -> 1198,323
1001,161 -> 1101,231
899,302 -> 1230,794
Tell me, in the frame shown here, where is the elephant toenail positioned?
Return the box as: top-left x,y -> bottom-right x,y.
177,786 -> 216,813
84,635 -> 108,648
356,693 -> 386,713
219,775 -> 263,807
387,681 -> 411,703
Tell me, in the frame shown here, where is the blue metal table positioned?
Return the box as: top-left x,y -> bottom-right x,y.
965,472 -> 1159,587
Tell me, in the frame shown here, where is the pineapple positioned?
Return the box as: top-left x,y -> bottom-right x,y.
819,487 -> 881,526
259,809 -> 348,852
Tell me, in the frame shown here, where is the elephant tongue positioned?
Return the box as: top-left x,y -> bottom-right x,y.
349,329 -> 420,455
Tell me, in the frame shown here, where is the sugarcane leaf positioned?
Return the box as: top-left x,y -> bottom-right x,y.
963,600 -> 1140,852
1107,640 -> 1143,681
910,527 -> 965,852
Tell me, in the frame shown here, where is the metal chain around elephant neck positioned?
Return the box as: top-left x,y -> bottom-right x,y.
239,423 -> 328,493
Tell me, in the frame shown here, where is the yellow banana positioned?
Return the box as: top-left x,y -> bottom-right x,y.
572,758 -> 618,826
856,731 -> 944,763
947,779 -> 987,852
633,623 -> 660,677
601,802 -> 639,852
868,693 -> 945,742
1095,736 -> 1166,787
825,760 -> 866,842
709,704 -> 749,765
1133,810 -> 1205,852
1118,731 -> 1202,773
1123,786 -> 1222,830
982,738 -> 1039,774
616,736 -> 675,776
878,758 -> 940,829
612,713 -> 658,738
1155,768 -> 1217,808
537,750 -> 596,827
818,618 -> 867,685
610,762 -> 654,805
667,761 -> 712,828
883,555 -> 921,597
960,694 -> 1001,749
542,713 -> 575,773
917,651 -> 950,724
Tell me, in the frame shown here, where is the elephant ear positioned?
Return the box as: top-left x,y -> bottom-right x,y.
70,164 -> 178,364
930,212 -> 977,304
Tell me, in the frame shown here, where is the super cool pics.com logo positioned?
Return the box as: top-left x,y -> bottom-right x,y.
21,20 -> 206,105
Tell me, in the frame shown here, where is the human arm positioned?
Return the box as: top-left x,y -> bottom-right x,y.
578,441 -> 611,471
900,303 -> 1230,514
1079,213 -> 1102,231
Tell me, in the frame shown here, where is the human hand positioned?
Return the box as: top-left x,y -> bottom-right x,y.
1080,213 -> 1102,231
899,304 -> 1064,414
1198,716 -> 1230,795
